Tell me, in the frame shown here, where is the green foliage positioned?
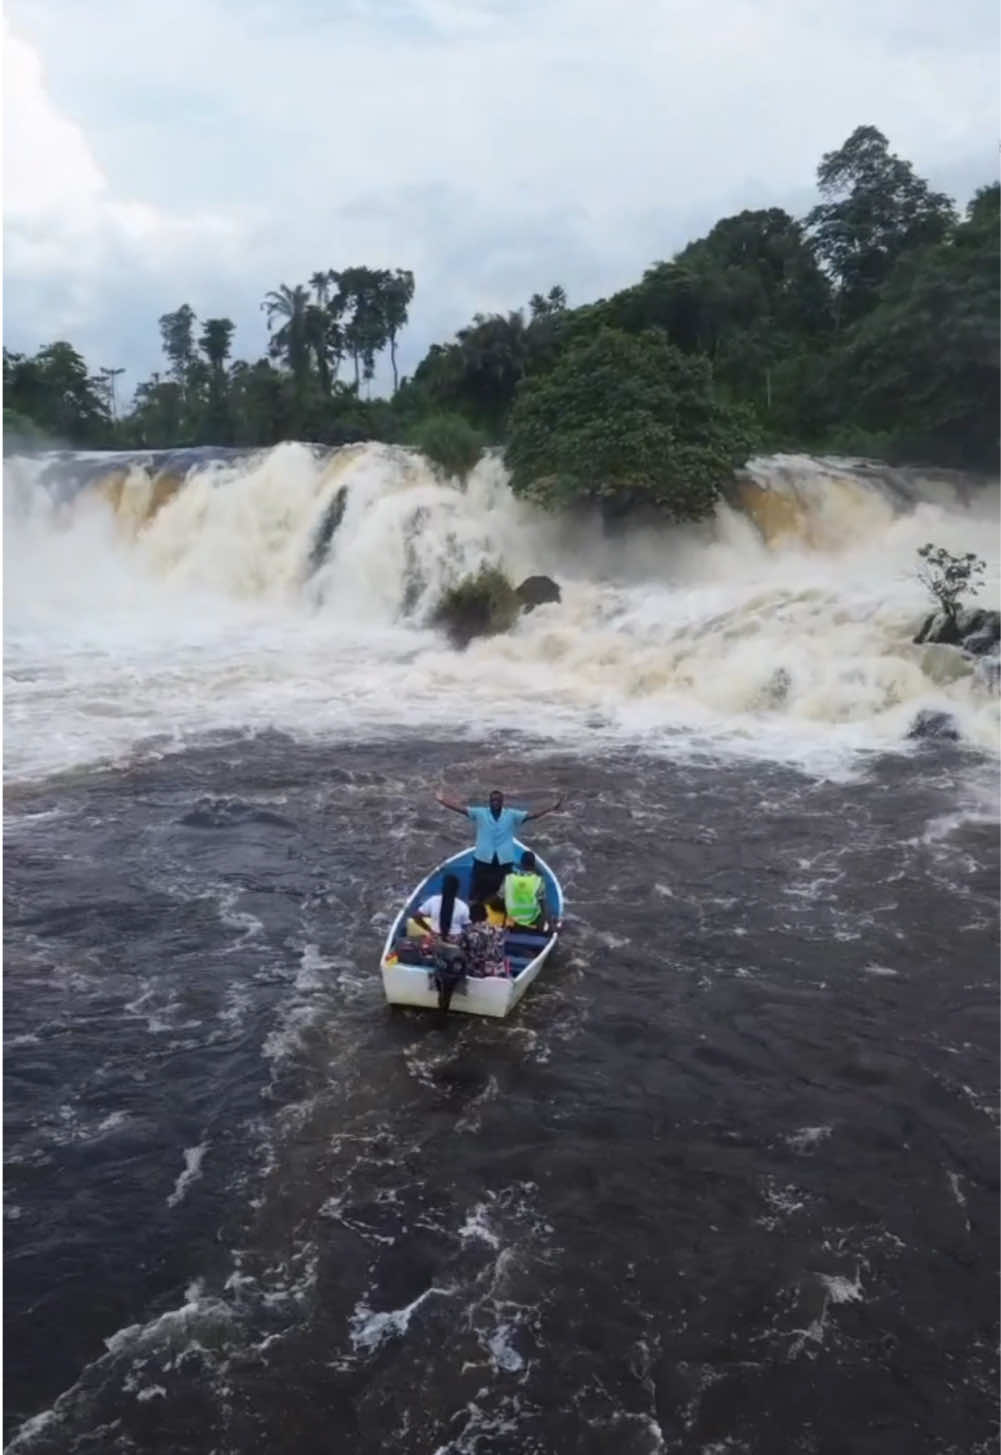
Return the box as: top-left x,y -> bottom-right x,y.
411,287 -> 569,437
3,407 -> 46,452
409,413 -> 485,480
830,182 -> 999,467
431,563 -> 520,647
505,327 -> 759,520
808,125 -> 954,325
159,304 -> 197,382
916,544 -> 986,622
817,423 -> 898,460
5,126 -> 996,480
3,343 -> 111,445
262,283 -> 312,380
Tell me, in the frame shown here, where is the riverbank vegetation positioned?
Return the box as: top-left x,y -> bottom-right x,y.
5,127 -> 998,513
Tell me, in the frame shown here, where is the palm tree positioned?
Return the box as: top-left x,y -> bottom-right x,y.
310,271 -> 331,308
261,284 -> 311,379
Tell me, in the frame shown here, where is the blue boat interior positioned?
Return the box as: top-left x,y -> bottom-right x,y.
397,843 -> 562,977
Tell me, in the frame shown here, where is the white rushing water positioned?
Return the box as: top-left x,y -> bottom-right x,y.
4,442 -> 999,781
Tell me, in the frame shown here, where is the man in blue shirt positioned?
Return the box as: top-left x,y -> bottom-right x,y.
436,787 -> 563,905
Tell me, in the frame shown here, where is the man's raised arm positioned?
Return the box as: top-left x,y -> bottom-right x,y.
436,791 -> 468,816
522,794 -> 564,824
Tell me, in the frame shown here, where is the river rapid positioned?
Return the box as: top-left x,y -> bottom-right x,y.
4,445 -> 999,1454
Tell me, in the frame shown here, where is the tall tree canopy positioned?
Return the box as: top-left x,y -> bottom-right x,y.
833,182 -> 999,466
505,327 -> 759,519
808,125 -> 954,325
4,342 -> 110,444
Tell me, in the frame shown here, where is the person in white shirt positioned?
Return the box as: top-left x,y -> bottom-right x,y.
406,872 -> 470,940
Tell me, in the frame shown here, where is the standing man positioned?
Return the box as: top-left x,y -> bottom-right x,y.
436,787 -> 563,906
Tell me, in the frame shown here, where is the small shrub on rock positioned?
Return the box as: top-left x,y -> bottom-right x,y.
431,564 -> 520,648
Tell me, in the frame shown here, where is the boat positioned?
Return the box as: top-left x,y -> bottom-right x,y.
380,841 -> 564,1018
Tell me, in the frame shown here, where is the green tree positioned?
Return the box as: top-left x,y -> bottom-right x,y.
916,544 -> 986,623
305,269 -> 346,395
409,411 -> 485,480
412,309 -> 530,436
127,372 -> 184,447
197,317 -> 235,443
529,285 -> 567,322
524,284 -> 570,377
3,342 -> 111,444
199,317 -> 234,373
382,267 -> 415,394
505,327 -> 758,520
262,284 -> 311,381
605,210 -> 831,426
833,181 -> 999,466
336,266 -> 391,391
158,304 -> 197,383
807,125 -> 954,326
228,357 -> 292,446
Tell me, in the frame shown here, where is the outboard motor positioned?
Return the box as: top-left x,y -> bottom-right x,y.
431,943 -> 467,1013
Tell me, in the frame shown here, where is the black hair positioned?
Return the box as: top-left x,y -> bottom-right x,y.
520,850 -> 536,870
439,873 -> 460,938
469,900 -> 487,923
487,895 -> 505,914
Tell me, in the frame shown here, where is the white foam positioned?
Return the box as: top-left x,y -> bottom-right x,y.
820,1268 -> 864,1304
295,943 -> 329,992
758,1178 -> 807,1225
459,1203 -> 501,1249
166,1143 -> 209,1207
785,1125 -> 832,1153
947,1170 -> 967,1209
103,1278 -> 222,1356
98,1111 -> 130,1133
486,1324 -> 525,1373
349,1284 -> 453,1354
5,447 -> 999,782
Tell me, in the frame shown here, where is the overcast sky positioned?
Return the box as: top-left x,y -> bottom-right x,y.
4,0 -> 998,403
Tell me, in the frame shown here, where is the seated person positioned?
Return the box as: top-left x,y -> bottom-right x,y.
406,872 -> 471,940
503,850 -> 548,931
485,895 -> 507,928
460,901 -> 508,978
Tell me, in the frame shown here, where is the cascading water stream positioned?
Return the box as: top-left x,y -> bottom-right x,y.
4,443 -> 998,782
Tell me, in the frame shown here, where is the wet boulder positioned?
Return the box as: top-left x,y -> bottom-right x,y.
907,709 -> 960,742
914,607 -> 1000,650
515,575 -> 562,614
960,610 -> 1000,657
914,611 -> 963,646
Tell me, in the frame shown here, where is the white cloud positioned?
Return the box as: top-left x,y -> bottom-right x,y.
3,0 -> 997,396
3,21 -> 256,372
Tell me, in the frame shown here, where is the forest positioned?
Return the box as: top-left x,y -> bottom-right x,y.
4,126 -> 998,521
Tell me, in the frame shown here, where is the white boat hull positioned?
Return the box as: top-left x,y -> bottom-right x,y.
380,841 -> 562,1019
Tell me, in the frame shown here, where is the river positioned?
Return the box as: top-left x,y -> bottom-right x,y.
4,445 -> 998,1453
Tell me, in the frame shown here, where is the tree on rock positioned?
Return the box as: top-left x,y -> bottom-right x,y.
505,327 -> 758,520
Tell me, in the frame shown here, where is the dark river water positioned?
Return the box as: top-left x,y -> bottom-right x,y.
4,733 -> 998,1454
